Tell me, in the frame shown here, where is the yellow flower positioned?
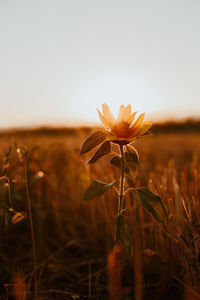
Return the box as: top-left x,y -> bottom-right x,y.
97,103 -> 152,143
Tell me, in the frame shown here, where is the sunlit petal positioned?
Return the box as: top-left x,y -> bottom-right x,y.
97,109 -> 111,128
102,103 -> 115,126
121,104 -> 131,122
127,111 -> 137,124
117,105 -> 126,121
139,121 -> 152,135
97,127 -> 111,135
131,127 -> 142,136
131,112 -> 145,129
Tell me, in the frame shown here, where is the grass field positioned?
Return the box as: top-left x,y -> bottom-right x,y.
0,127 -> 200,299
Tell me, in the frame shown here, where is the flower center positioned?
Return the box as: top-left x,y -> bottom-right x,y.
111,121 -> 134,138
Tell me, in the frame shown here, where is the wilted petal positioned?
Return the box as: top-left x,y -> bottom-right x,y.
102,103 -> 115,126
139,121 -> 152,135
131,112 -> 145,129
97,109 -> 112,128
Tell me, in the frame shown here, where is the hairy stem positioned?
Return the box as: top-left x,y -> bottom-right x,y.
24,154 -> 38,300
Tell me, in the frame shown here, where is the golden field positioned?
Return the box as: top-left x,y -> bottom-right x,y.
0,124 -> 200,300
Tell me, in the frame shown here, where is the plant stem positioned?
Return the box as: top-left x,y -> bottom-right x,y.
118,144 -> 125,214
24,154 -> 38,300
115,144 -> 125,244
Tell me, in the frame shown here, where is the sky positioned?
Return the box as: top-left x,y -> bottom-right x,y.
0,0 -> 200,128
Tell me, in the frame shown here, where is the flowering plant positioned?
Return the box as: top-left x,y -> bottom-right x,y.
80,104 -> 168,251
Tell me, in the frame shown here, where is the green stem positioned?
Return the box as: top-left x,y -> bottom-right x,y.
118,144 -> 125,214
115,144 -> 125,243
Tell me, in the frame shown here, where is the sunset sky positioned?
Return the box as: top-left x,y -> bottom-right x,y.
1,0 -> 200,128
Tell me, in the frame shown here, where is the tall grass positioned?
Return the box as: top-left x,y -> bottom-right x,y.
0,129 -> 199,299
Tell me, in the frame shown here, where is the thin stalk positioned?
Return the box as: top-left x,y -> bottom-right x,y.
24,155 -> 38,300
6,178 -> 13,210
115,144 -> 125,243
0,176 -> 14,210
118,144 -> 125,214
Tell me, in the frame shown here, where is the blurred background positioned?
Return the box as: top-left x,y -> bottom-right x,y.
1,0 -> 200,129
1,2 -> 200,299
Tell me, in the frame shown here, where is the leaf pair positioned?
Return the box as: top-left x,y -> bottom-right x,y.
80,131 -> 115,201
80,130 -> 111,164
80,130 -> 106,154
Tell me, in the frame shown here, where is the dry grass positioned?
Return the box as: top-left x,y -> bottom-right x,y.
0,128 -> 200,299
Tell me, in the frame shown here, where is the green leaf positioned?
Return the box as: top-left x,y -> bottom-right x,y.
135,187 -> 168,224
87,141 -> 111,164
125,146 -> 139,182
83,180 -> 115,201
110,155 -> 122,169
116,214 -> 132,254
80,130 -> 106,154
126,145 -> 139,164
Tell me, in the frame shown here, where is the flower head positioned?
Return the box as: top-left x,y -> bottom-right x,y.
97,103 -> 152,143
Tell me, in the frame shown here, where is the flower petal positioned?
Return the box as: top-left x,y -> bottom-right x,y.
138,121 -> 152,135
117,105 -> 126,121
123,105 -> 132,121
127,111 -> 137,125
102,103 -> 115,126
97,109 -> 112,128
131,112 -> 145,129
